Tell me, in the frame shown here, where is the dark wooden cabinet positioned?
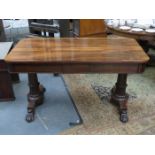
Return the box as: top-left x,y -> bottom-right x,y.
72,19 -> 107,37
0,42 -> 15,101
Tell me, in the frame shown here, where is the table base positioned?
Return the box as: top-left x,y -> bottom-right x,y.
25,73 -> 129,123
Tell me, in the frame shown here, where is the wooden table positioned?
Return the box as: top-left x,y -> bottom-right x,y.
5,37 -> 149,123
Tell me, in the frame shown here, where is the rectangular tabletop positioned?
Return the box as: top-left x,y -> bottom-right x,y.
5,37 -> 149,73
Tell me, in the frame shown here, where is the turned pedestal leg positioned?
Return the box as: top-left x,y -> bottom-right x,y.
110,74 -> 129,123
26,73 -> 46,122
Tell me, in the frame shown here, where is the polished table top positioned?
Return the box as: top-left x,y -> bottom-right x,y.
5,37 -> 149,64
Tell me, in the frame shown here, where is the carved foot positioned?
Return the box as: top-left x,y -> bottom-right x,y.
26,85 -> 46,123
110,92 -> 129,123
110,74 -> 129,123
25,108 -> 35,123
27,73 -> 46,123
120,110 -> 128,123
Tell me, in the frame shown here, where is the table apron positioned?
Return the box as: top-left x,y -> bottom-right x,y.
7,63 -> 146,74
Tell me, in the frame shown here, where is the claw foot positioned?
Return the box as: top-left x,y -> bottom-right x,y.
120,110 -> 128,123
25,110 -> 35,123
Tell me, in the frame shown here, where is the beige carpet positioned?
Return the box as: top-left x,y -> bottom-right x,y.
60,67 -> 155,135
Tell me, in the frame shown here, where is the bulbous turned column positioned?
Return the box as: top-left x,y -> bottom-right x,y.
26,73 -> 46,122
110,74 -> 129,123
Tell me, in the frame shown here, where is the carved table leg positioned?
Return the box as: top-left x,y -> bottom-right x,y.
110,74 -> 129,123
26,73 -> 46,123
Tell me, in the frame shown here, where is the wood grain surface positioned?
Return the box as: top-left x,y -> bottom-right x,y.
5,37 -> 149,64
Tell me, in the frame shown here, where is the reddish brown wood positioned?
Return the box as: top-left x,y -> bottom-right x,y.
5,38 -> 148,64
0,42 -> 15,101
107,25 -> 155,65
0,70 -> 15,101
26,73 -> 45,122
72,19 -> 107,37
110,74 -> 129,122
5,37 -> 149,123
7,63 -> 145,74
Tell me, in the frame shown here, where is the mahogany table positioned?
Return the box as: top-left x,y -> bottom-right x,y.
5,37 -> 149,123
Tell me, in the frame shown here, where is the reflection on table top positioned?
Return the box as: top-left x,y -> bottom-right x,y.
5,37 -> 149,64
